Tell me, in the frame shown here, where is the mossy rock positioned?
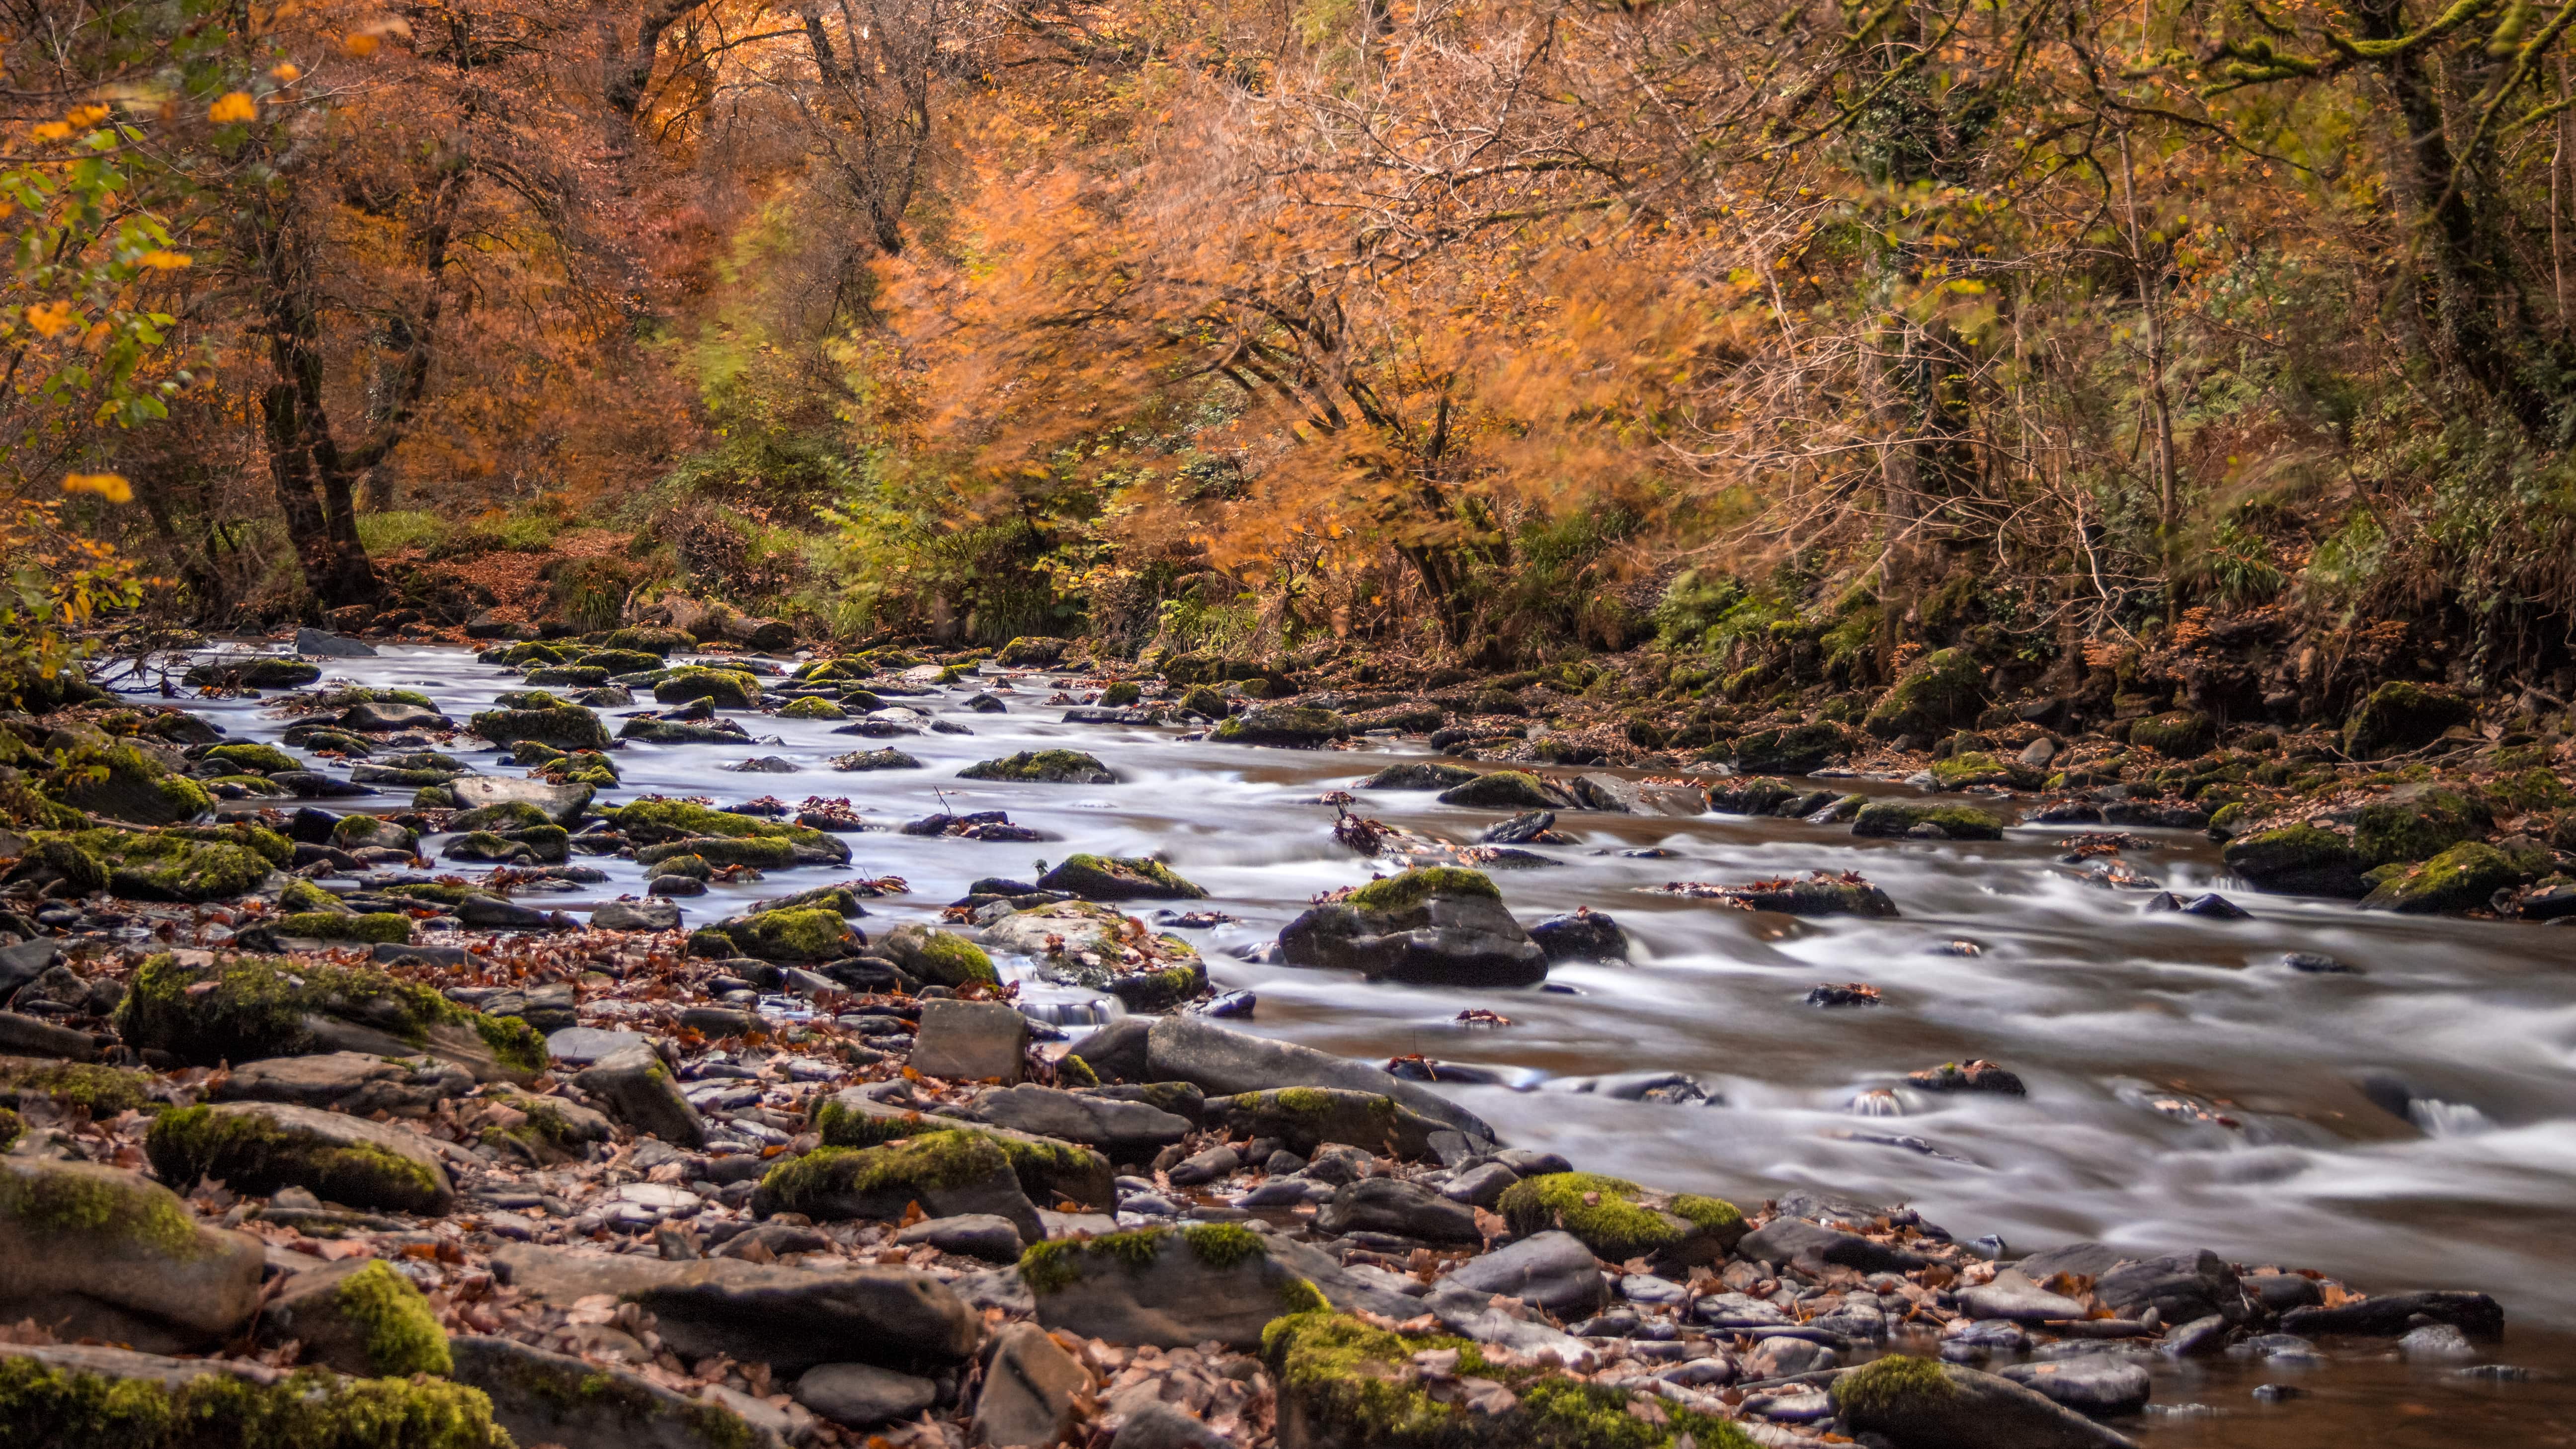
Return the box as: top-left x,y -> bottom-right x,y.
451,801 -> 552,833
597,627 -> 693,655
1279,868 -> 1544,987
267,1258 -> 454,1379
651,667 -> 762,710
2352,785 -> 2494,868
183,657 -> 325,689
793,656 -> 877,682
0,1059 -> 157,1117
830,747 -> 922,771
1832,1354 -> 2127,1449
2491,767 -> 2575,812
2360,841 -> 2544,915
466,706 -> 611,753
2344,681 -> 2476,760
274,912 -> 415,945
710,906 -> 856,962
46,744 -> 213,826
994,636 -> 1067,667
1022,1225 -> 1329,1350
1863,646 -> 1987,739
146,1102 -> 454,1215
117,954 -> 544,1081
779,695 -> 848,721
608,800 -> 846,862
574,647 -> 665,675
957,749 -> 1116,784
880,924 -> 997,987
1212,706 -> 1348,748
752,1132 -> 1040,1241
493,642 -> 574,667
1434,771 -> 1565,809
1216,1087 -> 1442,1160
1264,1311 -> 1756,1449
1036,853 -> 1208,901
1101,681 -> 1142,706
813,1107 -> 1115,1208
1850,801 -> 2005,839
1178,685 -> 1230,719
2129,710 -> 2216,759
1348,866 -> 1499,912
1729,721 -> 1863,775
523,665 -> 611,688
202,742 -> 301,776
34,824 -> 289,902
1928,751 -> 2041,791
635,835 -> 797,870
2223,823 -> 2370,898
490,690 -> 566,711
1357,761 -> 1482,791
1496,1172 -> 1743,1267
0,1344 -> 508,1448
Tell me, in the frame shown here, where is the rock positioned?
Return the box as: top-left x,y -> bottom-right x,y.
0,1342 -> 509,1445
1864,647 -> 1988,738
912,999 -> 1032,1084
143,1101 -> 454,1214
1907,1059 -> 2026,1094
211,1052 -> 473,1116
958,749 -> 1117,784
451,1334 -> 773,1449
1110,1403 -> 1232,1449
594,897 -> 683,931
795,1361 -> 939,1429
2344,680 -> 2475,760
1744,1335 -> 1835,1377
2222,825 -> 2370,898
2281,1289 -> 2503,1338
1277,866 -> 1546,987
1956,1270 -> 2091,1323
545,1025 -> 652,1065
118,953 -> 542,1082
1142,1015 -> 1496,1142
1498,1171 -> 1742,1271
1852,801 -> 2006,839
1212,1086 -> 1443,1160
2127,710 -> 2214,759
1737,1215 -> 1925,1274
293,627 -> 377,658
960,1083 -> 1193,1159
1526,909 -> 1628,963
1833,1356 -> 2140,1449
494,1242 -> 983,1372
1316,1177 -> 1482,1243
1037,853 -> 1208,901
1357,761 -> 1482,791
1439,1230 -> 1607,1316
2000,1357 -> 2152,1417
0,1011 -> 98,1061
260,1257 -> 451,1376
1024,1222 -> 1334,1349
1212,706 -> 1348,748
469,706 -> 613,753
814,1091 -> 1116,1208
973,1320 -> 1090,1448
880,923 -> 1000,987
897,1212 -> 1026,1262
575,1045 -> 710,1148
1067,1016 -> 1152,1082
2014,1246 -> 2251,1325
2351,784 -> 2492,867
446,773 -> 595,826
340,701 -> 455,732
756,1133 -> 1046,1245
978,900 -> 1208,1012
1440,1161 -> 1520,1209
0,1158 -> 266,1352
1435,770 -> 1571,809
1730,721 -> 1865,774
2361,841 -> 2538,914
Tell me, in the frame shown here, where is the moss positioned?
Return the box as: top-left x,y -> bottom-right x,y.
779,695 -> 847,720
472,1015 -> 548,1077
956,749 -> 1116,783
1862,646 -> 1986,739
609,800 -> 832,852
2352,787 -> 2492,868
637,836 -> 796,870
652,667 -> 763,709
146,1106 -> 446,1214
1348,866 -> 1499,913
1041,853 -> 1208,900
1183,1221 -> 1267,1270
0,1061 -> 154,1117
820,1118 -> 1111,1207
0,1107 -> 17,1150
1831,1354 -> 1955,1418
1101,681 -> 1141,706
1212,707 -> 1347,747
1433,770 -> 1558,809
1276,1274 -> 1329,1314
202,743 -> 301,775
411,786 -> 457,809
1018,1226 -> 1177,1295
758,1132 -> 1014,1212
1492,1173 -> 1740,1261
46,744 -> 214,826
0,1354 -> 509,1449
2361,840 -> 2532,914
1849,801 -> 2006,839
2345,681 -> 2476,760
1178,685 -> 1229,719
465,707 -> 611,753
646,854 -> 712,881
274,912 -> 414,945
2493,767 -> 2574,812
1057,1054 -> 1100,1087
0,1161 -> 206,1257
116,953 -> 516,1069
452,801 -> 551,832
909,929 -> 997,986
335,1260 -> 453,1377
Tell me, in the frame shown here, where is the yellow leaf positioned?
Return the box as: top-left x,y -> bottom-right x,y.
208,91 -> 257,124
342,32 -> 380,56
24,302 -> 79,338
270,63 -> 302,83
138,250 -> 191,270
62,473 -> 134,505
29,122 -> 71,142
66,104 -> 110,127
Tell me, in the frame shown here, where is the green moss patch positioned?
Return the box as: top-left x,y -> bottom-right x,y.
0,1353 -> 508,1449
33,824 -> 289,902
335,1260 -> 453,1377
1495,1172 -> 1742,1262
956,749 -> 1116,784
0,1160 -> 207,1258
117,954 -> 537,1075
1348,867 -> 1499,914
274,913 -> 414,945
0,1060 -> 157,1117
145,1106 -> 447,1215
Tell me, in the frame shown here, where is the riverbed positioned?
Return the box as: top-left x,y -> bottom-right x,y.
159,642 -> 2576,1446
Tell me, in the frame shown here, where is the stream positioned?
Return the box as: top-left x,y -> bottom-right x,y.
157,642 -> 2576,1447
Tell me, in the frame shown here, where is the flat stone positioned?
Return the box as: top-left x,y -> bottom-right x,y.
546,1026 -> 652,1065
909,999 -> 1030,1084
2001,1356 -> 2152,1416
1737,1216 -> 1929,1274
1956,1269 -> 2093,1323
211,1052 -> 474,1116
0,1010 -> 97,1061
493,1243 -> 983,1373
971,1321 -> 1089,1449
959,1082 -> 1192,1158
894,1212 -> 1025,1263
1142,1016 -> 1496,1144
1315,1177 -> 1481,1244
793,1360 -> 938,1428
594,898 -> 683,931
446,774 -> 595,826
1439,1230 -> 1606,1316
294,628 -> 376,658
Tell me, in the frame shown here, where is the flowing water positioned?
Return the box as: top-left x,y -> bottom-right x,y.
163,643 -> 2576,1445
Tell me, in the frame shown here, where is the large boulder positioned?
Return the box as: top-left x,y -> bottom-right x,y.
47,743 -> 211,825
1211,706 -> 1348,748
1434,770 -> 1571,810
1833,1356 -> 2140,1449
2361,840 -> 2542,914
467,706 -> 612,753
31,824 -> 289,902
1210,1087 -> 1443,1160
117,953 -> 545,1083
1276,867 -> 1546,987
2351,784 -> 2493,868
0,1159 -> 266,1353
958,750 -> 1117,784
144,1101 -> 455,1215
1022,1223 -> 1330,1349
1864,647 -> 1987,739
1730,722 -> 1864,775
610,799 -> 850,865
1851,802 -> 2005,839
2343,680 -> 2475,760
653,667 -> 764,710
1142,1015 -> 1496,1143
491,1242 -> 984,1373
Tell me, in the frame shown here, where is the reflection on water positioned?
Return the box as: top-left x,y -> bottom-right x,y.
171,643 -> 2576,1439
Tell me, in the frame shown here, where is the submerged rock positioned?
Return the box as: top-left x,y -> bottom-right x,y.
1277,867 -> 1546,988
958,749 -> 1116,784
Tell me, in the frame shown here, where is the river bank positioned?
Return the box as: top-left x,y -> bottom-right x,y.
0,629 -> 2570,1448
